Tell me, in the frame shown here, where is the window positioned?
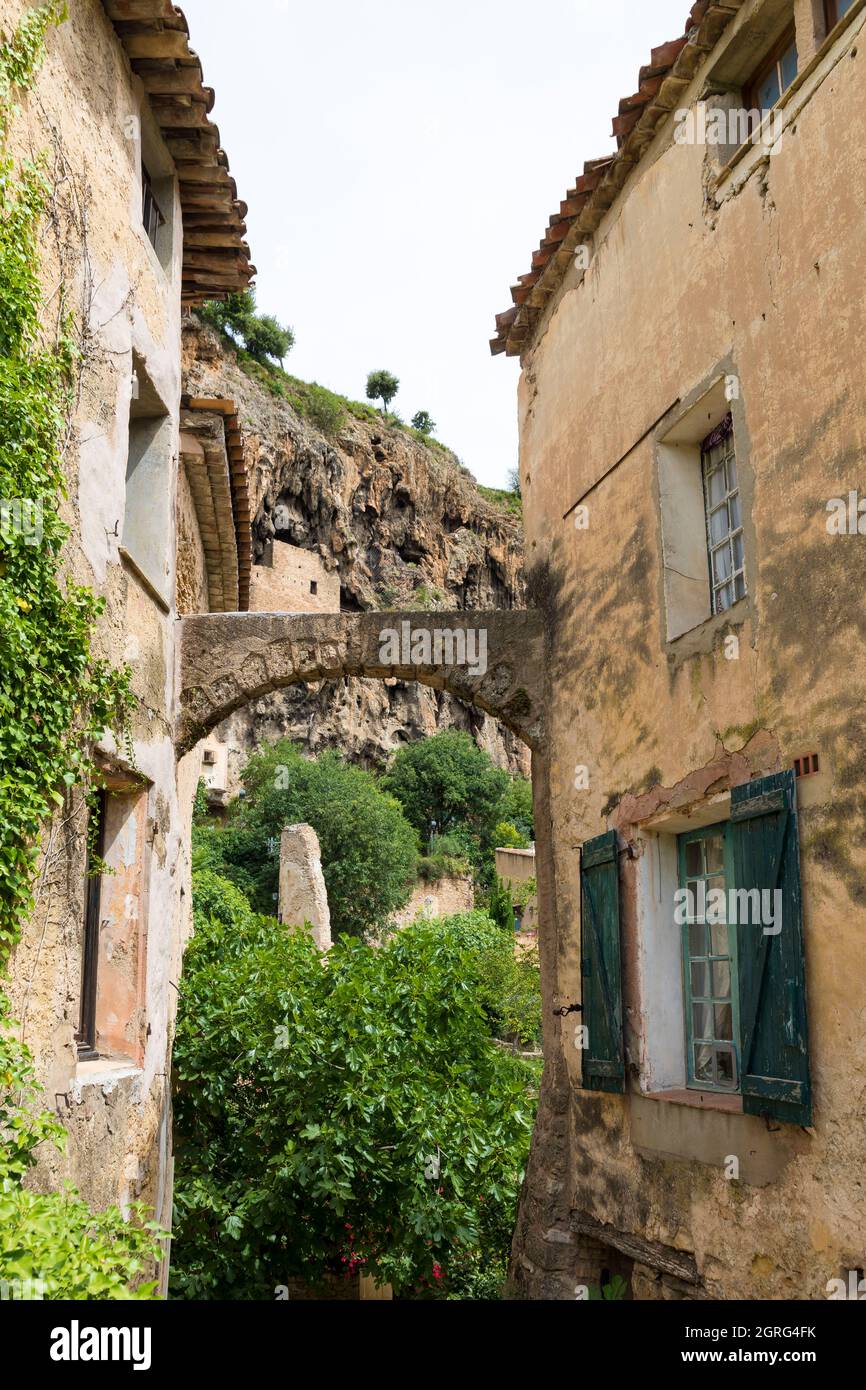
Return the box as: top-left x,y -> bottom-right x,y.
202,748 -> 216,766
121,352 -> 173,606
141,164 -> 165,254
579,771 -> 812,1126
310,580 -> 318,595
744,26 -> 798,116
701,414 -> 746,615
75,792 -> 106,1061
825,0 -> 856,30
679,824 -> 741,1092
75,785 -> 149,1067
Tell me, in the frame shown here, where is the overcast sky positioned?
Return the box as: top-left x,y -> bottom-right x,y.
180,0 -> 690,487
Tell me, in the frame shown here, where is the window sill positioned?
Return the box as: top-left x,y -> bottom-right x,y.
642,1087 -> 743,1115
713,0 -> 864,196
71,1058 -> 142,1097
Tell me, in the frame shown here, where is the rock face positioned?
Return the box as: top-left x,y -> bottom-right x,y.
182,321 -> 529,779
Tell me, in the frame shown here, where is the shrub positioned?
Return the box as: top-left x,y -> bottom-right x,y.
202,741 -> 418,938
171,887 -> 534,1299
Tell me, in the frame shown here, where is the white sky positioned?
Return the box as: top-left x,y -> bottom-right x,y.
180,0 -> 690,487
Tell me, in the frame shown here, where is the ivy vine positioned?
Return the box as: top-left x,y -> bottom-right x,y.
0,3 -> 160,1298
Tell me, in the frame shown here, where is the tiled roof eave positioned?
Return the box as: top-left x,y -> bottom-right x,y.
102,1 -> 256,305
491,0 -> 744,358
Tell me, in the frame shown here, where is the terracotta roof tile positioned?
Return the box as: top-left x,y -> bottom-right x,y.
490,2 -> 744,357
102,1 -> 255,305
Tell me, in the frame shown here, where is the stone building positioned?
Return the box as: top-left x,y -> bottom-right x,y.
491,0 -> 866,1298
4,0 -> 253,1242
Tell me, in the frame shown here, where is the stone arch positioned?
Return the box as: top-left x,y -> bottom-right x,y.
176,610 -> 547,757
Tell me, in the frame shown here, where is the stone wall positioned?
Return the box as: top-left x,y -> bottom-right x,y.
389,874 -> 474,929
2,0 -> 185,1227
250,540 -> 341,614
509,1 -> 866,1299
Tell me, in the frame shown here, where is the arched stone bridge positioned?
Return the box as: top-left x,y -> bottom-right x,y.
176,610 -> 547,756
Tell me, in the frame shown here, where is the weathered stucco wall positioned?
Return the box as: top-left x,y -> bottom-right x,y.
512,0 -> 866,1299
2,0 -> 187,1225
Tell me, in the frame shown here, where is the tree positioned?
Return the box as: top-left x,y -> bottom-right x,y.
199,740 -> 418,938
366,369 -> 399,414
411,410 -> 435,435
243,312 -> 295,366
171,888 -> 534,1299
383,730 -> 509,869
199,290 -> 294,366
497,777 -> 534,842
507,465 -> 521,498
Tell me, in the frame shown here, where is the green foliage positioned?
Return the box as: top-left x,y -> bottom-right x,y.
0,993 -> 165,1299
298,381 -> 346,435
411,410 -> 435,435
0,4 -> 155,1302
486,874 -> 514,932
383,730 -> 509,870
0,0 -> 133,950
498,776 -> 534,841
365,368 -> 399,413
494,820 -> 530,850
199,289 -> 294,365
199,740 -> 418,938
476,482 -> 522,519
171,885 -> 534,1298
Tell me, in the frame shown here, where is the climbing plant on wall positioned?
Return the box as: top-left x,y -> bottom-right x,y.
0,1 -> 161,1298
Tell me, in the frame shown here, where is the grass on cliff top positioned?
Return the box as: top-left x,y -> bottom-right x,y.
214,331 -> 522,521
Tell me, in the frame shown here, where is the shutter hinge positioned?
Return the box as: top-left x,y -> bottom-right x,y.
552,1002 -> 582,1017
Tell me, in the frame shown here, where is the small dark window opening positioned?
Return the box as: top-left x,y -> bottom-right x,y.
202,749 -> 216,766
794,753 -> 820,778
310,580 -> 318,595
76,792 -> 106,1061
142,164 -> 165,253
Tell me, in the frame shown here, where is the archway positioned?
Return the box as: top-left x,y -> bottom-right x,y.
176,610 -> 547,756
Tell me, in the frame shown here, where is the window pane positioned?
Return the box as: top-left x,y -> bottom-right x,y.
709,923 -> 729,957
685,840 -> 703,876
691,961 -> 711,997
732,531 -> 745,571
729,492 -> 742,529
716,582 -> 733,613
713,544 -> 732,583
693,1002 -> 713,1040
708,467 -> 726,507
694,1044 -> 714,1084
687,880 -> 702,920
839,0 -> 855,15
780,42 -> 798,92
709,505 -> 729,545
712,959 -> 731,997
714,1003 -> 734,1041
757,70 -> 781,111
726,455 -> 738,491
705,837 -> 724,873
716,1047 -> 737,1089
689,922 -> 707,957
734,572 -> 747,601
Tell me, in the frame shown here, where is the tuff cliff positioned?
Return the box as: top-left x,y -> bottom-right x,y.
181,319 -> 528,779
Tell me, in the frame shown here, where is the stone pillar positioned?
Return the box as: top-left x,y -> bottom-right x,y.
278,824 -> 332,950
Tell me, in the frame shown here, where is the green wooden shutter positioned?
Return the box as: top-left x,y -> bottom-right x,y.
580,830 -> 624,1094
731,771 -> 812,1126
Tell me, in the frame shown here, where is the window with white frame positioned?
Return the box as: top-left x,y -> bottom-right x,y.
701,414 -> 746,615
